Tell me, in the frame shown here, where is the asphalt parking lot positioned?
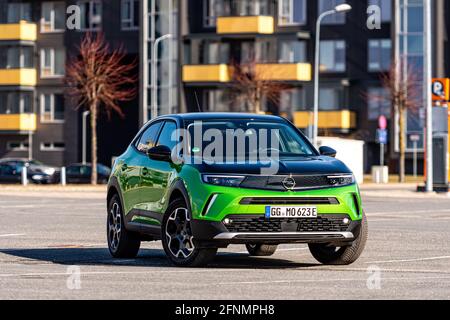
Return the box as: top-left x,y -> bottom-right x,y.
0,185 -> 450,299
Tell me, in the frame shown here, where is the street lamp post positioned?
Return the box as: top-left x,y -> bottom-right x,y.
312,3 -> 352,147
151,34 -> 173,120
82,110 -> 90,165
424,0 -> 433,192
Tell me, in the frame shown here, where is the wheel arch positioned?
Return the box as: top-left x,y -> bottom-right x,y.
167,179 -> 192,214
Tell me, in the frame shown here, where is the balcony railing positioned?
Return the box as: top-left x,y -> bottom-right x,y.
0,114 -> 36,132
293,110 -> 356,130
182,64 -> 232,83
217,16 -> 274,34
0,69 -> 37,86
0,21 -> 37,41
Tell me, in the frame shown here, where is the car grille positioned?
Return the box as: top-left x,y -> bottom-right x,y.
239,197 -> 339,205
239,175 -> 345,191
224,214 -> 350,233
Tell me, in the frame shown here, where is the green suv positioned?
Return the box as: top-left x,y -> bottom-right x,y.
107,113 -> 367,267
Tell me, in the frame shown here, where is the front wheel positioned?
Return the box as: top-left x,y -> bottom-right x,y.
162,199 -> 217,267
308,211 -> 368,265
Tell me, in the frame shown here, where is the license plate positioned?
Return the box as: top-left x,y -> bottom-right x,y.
265,206 -> 317,218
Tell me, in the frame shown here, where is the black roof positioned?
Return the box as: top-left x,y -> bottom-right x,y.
159,112 -> 285,122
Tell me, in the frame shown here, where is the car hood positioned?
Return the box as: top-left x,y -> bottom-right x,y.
27,165 -> 58,175
188,156 -> 352,175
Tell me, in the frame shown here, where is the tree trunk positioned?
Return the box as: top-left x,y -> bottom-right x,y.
90,102 -> 98,185
398,109 -> 406,183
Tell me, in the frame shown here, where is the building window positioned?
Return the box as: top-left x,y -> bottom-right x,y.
318,0 -> 346,25
40,93 -> 64,122
280,88 -> 305,113
203,0 -> 224,27
203,89 -> 230,112
6,2 -> 32,23
368,0 -> 391,22
319,87 -> 344,110
368,39 -> 391,71
319,40 -> 346,72
40,142 -> 65,151
41,2 -> 66,32
278,40 -> 306,63
0,92 -> 33,114
7,141 -> 29,151
0,46 -> 34,69
79,0 -> 102,30
199,41 -> 230,64
278,0 -> 306,26
40,48 -> 65,78
121,0 -> 139,30
368,87 -> 390,120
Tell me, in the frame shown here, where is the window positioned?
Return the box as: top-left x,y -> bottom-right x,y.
279,0 -> 306,25
203,90 -> 229,112
233,0 -> 270,16
319,0 -> 346,25
320,40 -> 346,72
0,46 -> 33,69
368,39 -> 391,71
7,141 -> 29,151
280,88 -> 305,113
368,87 -> 390,120
199,41 -> 230,64
0,92 -> 33,114
121,0 -> 139,30
40,93 -> 64,122
278,40 -> 306,63
41,2 -> 66,32
7,2 -> 32,23
79,0 -> 102,30
203,0 -> 222,27
368,0 -> 391,22
40,142 -> 65,151
41,48 -> 65,77
136,122 -> 163,152
319,87 -> 344,110
156,121 -> 178,151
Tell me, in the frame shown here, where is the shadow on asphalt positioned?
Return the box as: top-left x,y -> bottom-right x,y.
0,248 -> 319,269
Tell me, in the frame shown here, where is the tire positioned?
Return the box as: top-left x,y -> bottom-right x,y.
107,194 -> 141,258
162,198 -> 217,267
308,211 -> 368,265
246,244 -> 278,256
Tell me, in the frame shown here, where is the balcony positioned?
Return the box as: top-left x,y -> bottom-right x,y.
0,114 -> 36,132
293,110 -> 356,130
217,16 -> 274,34
0,21 -> 37,41
0,69 -> 37,86
182,64 -> 232,83
256,63 -> 312,81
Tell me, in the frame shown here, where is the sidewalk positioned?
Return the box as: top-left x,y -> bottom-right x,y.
360,182 -> 450,199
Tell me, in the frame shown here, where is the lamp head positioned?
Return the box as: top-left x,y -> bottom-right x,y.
334,3 -> 352,13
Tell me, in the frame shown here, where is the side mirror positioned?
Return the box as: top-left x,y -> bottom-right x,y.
147,145 -> 172,162
319,146 -> 337,158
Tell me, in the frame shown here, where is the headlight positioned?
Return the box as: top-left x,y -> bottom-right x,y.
327,174 -> 355,186
43,168 -> 56,175
202,175 -> 245,187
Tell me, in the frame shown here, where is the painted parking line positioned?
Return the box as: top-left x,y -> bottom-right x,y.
365,255 -> 450,264
0,234 -> 25,238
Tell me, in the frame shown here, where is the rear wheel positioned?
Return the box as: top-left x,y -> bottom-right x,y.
107,194 -> 141,258
308,211 -> 368,265
246,244 -> 278,256
162,198 -> 217,267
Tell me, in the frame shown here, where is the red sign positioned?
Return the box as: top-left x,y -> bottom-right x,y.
378,115 -> 387,130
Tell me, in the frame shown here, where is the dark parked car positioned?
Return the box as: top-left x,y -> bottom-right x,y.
66,163 -> 111,184
0,158 -> 60,184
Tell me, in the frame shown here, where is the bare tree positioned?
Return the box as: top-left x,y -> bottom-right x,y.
66,33 -> 137,185
371,61 -> 421,183
229,59 -> 291,114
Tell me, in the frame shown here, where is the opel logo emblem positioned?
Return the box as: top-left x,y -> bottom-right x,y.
282,176 -> 296,190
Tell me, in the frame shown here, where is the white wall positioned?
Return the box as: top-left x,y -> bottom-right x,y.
317,137 -> 365,184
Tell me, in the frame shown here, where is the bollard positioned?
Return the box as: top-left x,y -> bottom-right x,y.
21,166 -> 28,186
61,167 -> 66,186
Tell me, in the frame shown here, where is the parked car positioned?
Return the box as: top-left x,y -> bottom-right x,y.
65,163 -> 111,184
0,158 -> 60,184
106,113 -> 367,267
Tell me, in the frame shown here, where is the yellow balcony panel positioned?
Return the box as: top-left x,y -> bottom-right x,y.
217,16 -> 274,34
0,21 -> 37,41
293,110 -> 356,129
0,114 -> 36,132
0,69 -> 37,86
256,63 -> 312,81
182,64 -> 231,83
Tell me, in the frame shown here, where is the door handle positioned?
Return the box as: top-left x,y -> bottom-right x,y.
142,167 -> 149,176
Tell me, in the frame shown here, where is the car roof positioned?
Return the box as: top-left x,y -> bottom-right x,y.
155,112 -> 286,122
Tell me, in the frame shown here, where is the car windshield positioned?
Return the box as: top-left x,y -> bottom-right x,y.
185,119 -> 316,160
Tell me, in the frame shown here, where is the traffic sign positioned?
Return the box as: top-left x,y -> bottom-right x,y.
432,78 -> 450,101
376,129 -> 388,145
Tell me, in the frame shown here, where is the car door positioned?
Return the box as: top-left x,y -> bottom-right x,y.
119,121 -> 163,215
66,165 -> 81,183
0,164 -> 18,183
139,120 -> 178,214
